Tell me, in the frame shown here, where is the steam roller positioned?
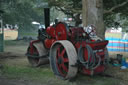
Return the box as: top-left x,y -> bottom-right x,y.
26,21 -> 109,79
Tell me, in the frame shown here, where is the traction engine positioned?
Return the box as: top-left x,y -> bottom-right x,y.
26,22 -> 108,79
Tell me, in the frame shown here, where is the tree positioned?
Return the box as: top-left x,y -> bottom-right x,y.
1,0 -> 45,38
46,0 -> 128,37
82,0 -> 104,39
82,0 -> 128,38
47,0 -> 82,26
46,0 -> 128,26
103,0 -> 128,28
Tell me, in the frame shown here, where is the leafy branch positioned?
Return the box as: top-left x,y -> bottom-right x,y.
104,0 -> 128,14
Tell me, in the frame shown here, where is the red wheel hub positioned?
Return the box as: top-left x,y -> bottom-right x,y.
56,45 -> 69,77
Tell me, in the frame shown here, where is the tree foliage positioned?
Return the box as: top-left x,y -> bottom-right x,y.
47,0 -> 128,29
48,0 -> 82,26
103,0 -> 128,29
0,0 -> 45,32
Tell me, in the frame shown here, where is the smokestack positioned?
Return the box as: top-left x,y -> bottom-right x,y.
44,8 -> 50,29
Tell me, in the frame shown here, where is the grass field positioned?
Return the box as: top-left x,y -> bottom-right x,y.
0,40 -> 128,85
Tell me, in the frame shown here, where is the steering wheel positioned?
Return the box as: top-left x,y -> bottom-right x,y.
84,25 -> 96,37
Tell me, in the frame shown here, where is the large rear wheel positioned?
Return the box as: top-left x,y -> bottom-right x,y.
49,40 -> 78,79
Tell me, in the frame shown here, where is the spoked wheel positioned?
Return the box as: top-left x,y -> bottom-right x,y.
50,40 -> 78,79
56,45 -> 69,77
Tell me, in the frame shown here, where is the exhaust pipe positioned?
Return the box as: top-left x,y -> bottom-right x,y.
44,8 -> 50,29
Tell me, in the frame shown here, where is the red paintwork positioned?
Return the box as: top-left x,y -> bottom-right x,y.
46,26 -> 56,38
74,41 -> 108,75
55,23 -> 67,40
94,65 -> 105,74
86,41 -> 108,50
69,27 -> 89,42
29,40 -> 40,54
56,45 -> 69,77
44,39 -> 56,49
82,65 -> 105,75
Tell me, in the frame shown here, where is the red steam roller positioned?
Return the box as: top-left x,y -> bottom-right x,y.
26,22 -> 108,79
26,8 -> 109,80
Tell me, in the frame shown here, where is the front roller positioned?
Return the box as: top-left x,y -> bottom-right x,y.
49,40 -> 78,79
26,41 -> 49,67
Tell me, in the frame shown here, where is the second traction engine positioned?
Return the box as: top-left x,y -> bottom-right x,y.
26,22 -> 108,79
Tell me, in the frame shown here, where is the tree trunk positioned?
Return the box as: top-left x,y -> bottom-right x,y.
82,0 -> 105,39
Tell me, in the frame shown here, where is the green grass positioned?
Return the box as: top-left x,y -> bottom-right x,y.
4,40 -> 29,46
19,32 -> 38,39
0,64 -> 125,85
0,65 -> 76,85
20,32 -> 38,36
1,65 -> 53,78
